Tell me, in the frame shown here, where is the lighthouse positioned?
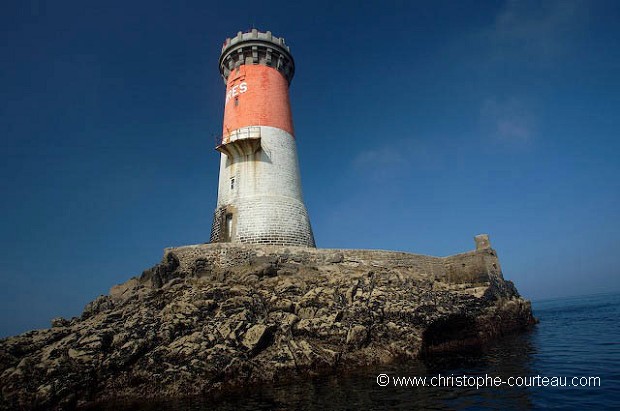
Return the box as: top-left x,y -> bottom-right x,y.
210,29 -> 315,247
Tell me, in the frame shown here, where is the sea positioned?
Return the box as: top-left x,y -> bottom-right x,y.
113,292 -> 620,410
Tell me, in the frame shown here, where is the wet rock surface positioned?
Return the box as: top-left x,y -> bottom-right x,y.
0,244 -> 535,410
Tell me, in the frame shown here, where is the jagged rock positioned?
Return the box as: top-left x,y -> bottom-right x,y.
327,253 -> 344,264
0,243 -> 535,411
81,295 -> 114,319
346,325 -> 368,348
51,317 -> 69,328
242,324 -> 274,353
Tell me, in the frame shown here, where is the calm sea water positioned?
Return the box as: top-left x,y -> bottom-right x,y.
112,292 -> 620,410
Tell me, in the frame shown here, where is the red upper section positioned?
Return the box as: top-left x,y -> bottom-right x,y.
222,64 -> 294,137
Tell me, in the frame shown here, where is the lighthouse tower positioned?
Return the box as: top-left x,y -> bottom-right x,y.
210,29 -> 315,247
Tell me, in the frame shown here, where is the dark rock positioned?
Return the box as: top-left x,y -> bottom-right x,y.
0,243 -> 536,410
140,252 -> 180,287
51,317 -> 69,328
81,295 -> 114,319
346,325 -> 368,348
242,324 -> 275,354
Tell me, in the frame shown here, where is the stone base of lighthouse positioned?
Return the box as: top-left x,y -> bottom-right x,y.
210,126 -> 315,247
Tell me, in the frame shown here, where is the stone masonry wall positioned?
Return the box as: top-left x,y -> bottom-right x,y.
211,126 -> 315,247
165,242 -> 503,286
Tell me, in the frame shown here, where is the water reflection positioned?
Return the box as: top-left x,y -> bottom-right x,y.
97,294 -> 620,410
103,331 -> 538,411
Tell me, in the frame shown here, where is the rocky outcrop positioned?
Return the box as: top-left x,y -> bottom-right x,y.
0,243 -> 535,410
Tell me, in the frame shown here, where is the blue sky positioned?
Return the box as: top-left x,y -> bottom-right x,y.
1,0 -> 619,337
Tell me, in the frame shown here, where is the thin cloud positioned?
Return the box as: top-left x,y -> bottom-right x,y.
489,0 -> 587,63
351,137 -> 456,180
352,146 -> 407,170
480,97 -> 536,142
472,1 -> 582,143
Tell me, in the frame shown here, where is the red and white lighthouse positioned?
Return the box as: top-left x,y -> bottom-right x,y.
210,29 -> 315,247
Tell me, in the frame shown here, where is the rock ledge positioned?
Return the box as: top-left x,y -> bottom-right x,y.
0,243 -> 535,410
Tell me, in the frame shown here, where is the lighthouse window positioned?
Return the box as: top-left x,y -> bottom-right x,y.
234,96 -> 239,106
230,177 -> 235,190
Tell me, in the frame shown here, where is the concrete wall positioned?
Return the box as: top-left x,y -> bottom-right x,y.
210,126 -> 314,247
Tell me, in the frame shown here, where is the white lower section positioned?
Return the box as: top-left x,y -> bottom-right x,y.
212,126 -> 315,247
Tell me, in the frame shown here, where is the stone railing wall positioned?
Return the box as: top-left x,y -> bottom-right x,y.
164,241 -> 503,285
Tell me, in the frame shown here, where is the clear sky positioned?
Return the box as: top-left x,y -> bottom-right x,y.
1,0 -> 619,337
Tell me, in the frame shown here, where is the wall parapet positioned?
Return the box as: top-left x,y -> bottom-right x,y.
219,29 -> 295,84
163,241 -> 505,287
